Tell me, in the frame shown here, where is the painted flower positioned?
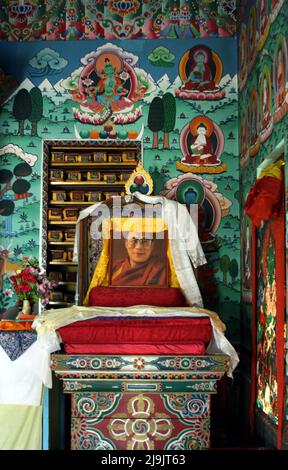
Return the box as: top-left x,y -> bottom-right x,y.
4,289 -> 13,298
133,357 -> 145,370
8,3 -> 36,22
82,77 -> 94,87
120,71 -> 129,81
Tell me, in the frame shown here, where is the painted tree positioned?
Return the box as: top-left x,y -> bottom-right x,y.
0,162 -> 32,219
220,254 -> 231,285
13,162 -> 32,204
19,212 -> 28,223
0,169 -> 14,216
229,258 -> 239,284
29,87 -> 43,136
150,167 -> 166,194
162,92 -> 176,149
148,97 -> 164,149
12,89 -> 32,136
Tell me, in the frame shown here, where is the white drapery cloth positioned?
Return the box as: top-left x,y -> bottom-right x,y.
0,339 -> 56,406
73,193 -> 206,307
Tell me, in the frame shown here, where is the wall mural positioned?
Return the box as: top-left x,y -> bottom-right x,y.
0,1 -> 237,42
239,0 -> 288,445
0,37 -> 239,341
240,4 -> 288,169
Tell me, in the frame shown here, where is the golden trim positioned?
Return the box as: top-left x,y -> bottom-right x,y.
125,163 -> 153,195
176,162 -> 227,174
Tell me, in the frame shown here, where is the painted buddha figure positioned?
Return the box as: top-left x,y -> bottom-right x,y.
176,45 -> 225,100
189,124 -> 212,163
182,49 -> 215,91
181,117 -> 220,167
94,57 -> 127,107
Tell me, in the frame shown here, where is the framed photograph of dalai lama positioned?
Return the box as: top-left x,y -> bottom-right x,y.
109,225 -> 168,288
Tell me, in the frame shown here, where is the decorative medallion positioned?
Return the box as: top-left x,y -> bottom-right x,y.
108,395 -> 173,450
125,163 -> 153,195
108,0 -> 140,17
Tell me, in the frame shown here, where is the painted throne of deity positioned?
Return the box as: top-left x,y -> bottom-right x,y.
239,24 -> 248,91
258,0 -> 270,50
270,0 -> 284,22
164,173 -> 232,249
273,35 -> 288,123
248,88 -> 260,158
259,64 -> 273,142
247,6 -> 257,73
176,116 -> 226,174
71,52 -> 146,125
175,45 -> 225,100
240,113 -> 249,168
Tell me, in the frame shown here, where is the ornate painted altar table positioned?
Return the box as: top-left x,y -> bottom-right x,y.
51,353 -> 229,450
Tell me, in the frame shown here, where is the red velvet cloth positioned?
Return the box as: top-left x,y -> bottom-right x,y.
89,287 -> 187,307
64,342 -> 207,355
58,317 -> 213,355
244,176 -> 283,227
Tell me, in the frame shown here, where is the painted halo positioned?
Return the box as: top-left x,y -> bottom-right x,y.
189,115 -> 214,137
247,6 -> 257,70
239,24 -> 247,90
95,53 -> 123,74
178,45 -> 222,85
180,116 -> 224,166
173,176 -> 222,240
273,34 -> 288,122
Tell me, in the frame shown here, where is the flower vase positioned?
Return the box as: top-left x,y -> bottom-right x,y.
22,299 -> 31,315
17,300 -> 36,321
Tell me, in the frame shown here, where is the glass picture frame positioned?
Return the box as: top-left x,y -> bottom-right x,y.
109,226 -> 168,288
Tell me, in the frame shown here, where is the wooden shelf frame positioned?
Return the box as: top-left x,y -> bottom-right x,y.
50,162 -> 138,167
42,139 -> 143,310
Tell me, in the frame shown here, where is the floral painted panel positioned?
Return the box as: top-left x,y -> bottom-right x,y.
0,0 -> 237,42
256,221 -> 278,424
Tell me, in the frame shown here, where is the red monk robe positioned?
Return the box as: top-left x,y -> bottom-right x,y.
111,256 -> 167,287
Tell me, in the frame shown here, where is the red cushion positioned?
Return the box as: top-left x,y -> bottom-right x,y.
63,342 -> 207,355
88,286 -> 187,307
58,317 -> 212,345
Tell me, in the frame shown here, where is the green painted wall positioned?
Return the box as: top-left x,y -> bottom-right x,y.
239,0 -> 288,447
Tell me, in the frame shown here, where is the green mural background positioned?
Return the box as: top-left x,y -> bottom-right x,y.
0,37 -> 240,343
